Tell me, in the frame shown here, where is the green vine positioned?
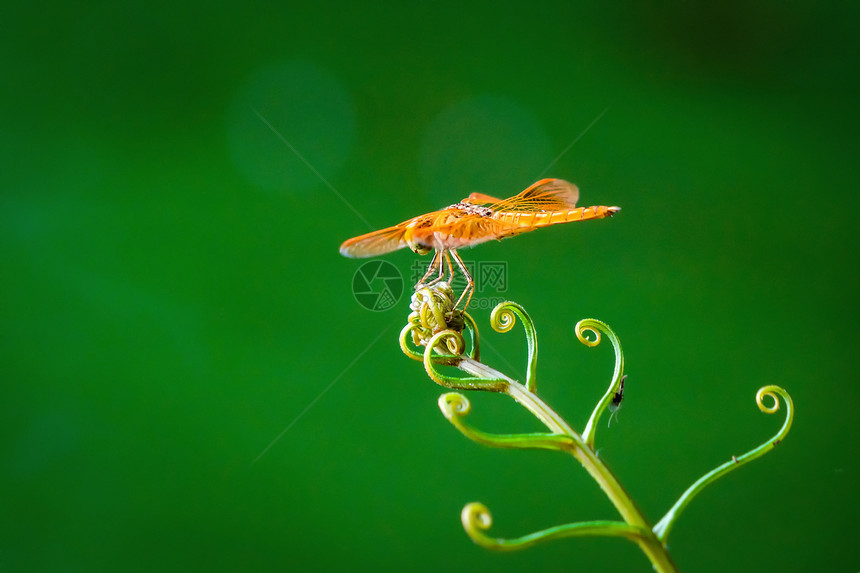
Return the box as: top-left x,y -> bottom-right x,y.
398,281 -> 794,572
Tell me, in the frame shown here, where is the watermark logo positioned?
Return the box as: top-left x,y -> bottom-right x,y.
352,260 -> 404,311
406,258 -> 509,310
352,258 -> 509,312
409,259 -> 508,293
478,261 -> 508,292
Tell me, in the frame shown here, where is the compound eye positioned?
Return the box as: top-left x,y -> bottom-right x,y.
410,243 -> 432,255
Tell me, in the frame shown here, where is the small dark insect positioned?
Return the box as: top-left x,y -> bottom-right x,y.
608,375 -> 626,427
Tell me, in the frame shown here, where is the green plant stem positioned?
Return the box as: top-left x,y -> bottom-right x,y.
454,354 -> 678,573
462,502 -> 649,551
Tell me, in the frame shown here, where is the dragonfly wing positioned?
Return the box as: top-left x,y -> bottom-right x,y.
462,192 -> 504,206
491,178 -> 579,212
443,215 -> 534,247
340,224 -> 409,258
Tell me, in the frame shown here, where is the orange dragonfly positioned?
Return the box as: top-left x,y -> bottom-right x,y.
340,178 -> 620,311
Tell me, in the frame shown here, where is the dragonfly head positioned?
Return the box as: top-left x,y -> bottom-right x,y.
403,226 -> 433,255
408,240 -> 433,255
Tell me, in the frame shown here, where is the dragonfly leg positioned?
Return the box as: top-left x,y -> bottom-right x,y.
450,249 -> 474,311
442,251 -> 455,284
416,250 -> 441,288
432,249 -> 451,285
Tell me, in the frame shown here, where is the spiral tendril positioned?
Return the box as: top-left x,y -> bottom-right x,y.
490,306 -> 516,333
754,385 -> 794,445
756,386 -> 781,414
489,301 -> 539,392
463,502 -> 492,530
439,392 -> 471,418
576,324 -> 601,347
429,330 -> 465,361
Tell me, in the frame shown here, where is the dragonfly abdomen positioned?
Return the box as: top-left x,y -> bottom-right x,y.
493,205 -> 620,228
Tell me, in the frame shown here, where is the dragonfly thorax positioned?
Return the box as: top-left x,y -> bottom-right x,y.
447,202 -> 493,217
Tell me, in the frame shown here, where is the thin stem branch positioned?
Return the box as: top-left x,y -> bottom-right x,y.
653,385 -> 794,542
462,502 -> 649,551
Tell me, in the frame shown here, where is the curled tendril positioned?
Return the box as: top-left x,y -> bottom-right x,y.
439,392 -> 471,416
406,282 -> 465,344
575,322 -> 601,347
461,502 -> 648,552
399,323 -> 425,361
438,392 -> 576,450
444,329 -> 465,355
490,301 -> 539,392
757,391 -> 778,413
426,330 -> 465,364
462,503 -> 495,549
653,385 -> 795,543
401,282 -> 479,364
757,385 -> 784,413
490,305 -> 516,333
754,385 -> 794,448
574,319 -> 625,450
422,331 -> 508,392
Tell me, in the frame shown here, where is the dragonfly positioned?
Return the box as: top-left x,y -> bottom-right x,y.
340,178 -> 620,312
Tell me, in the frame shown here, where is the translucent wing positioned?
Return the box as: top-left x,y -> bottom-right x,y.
339,223 -> 410,258
441,214 -> 535,245
462,192 -> 504,206
474,178 -> 580,213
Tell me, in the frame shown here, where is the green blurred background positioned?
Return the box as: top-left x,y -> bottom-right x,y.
2,2 -> 857,571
